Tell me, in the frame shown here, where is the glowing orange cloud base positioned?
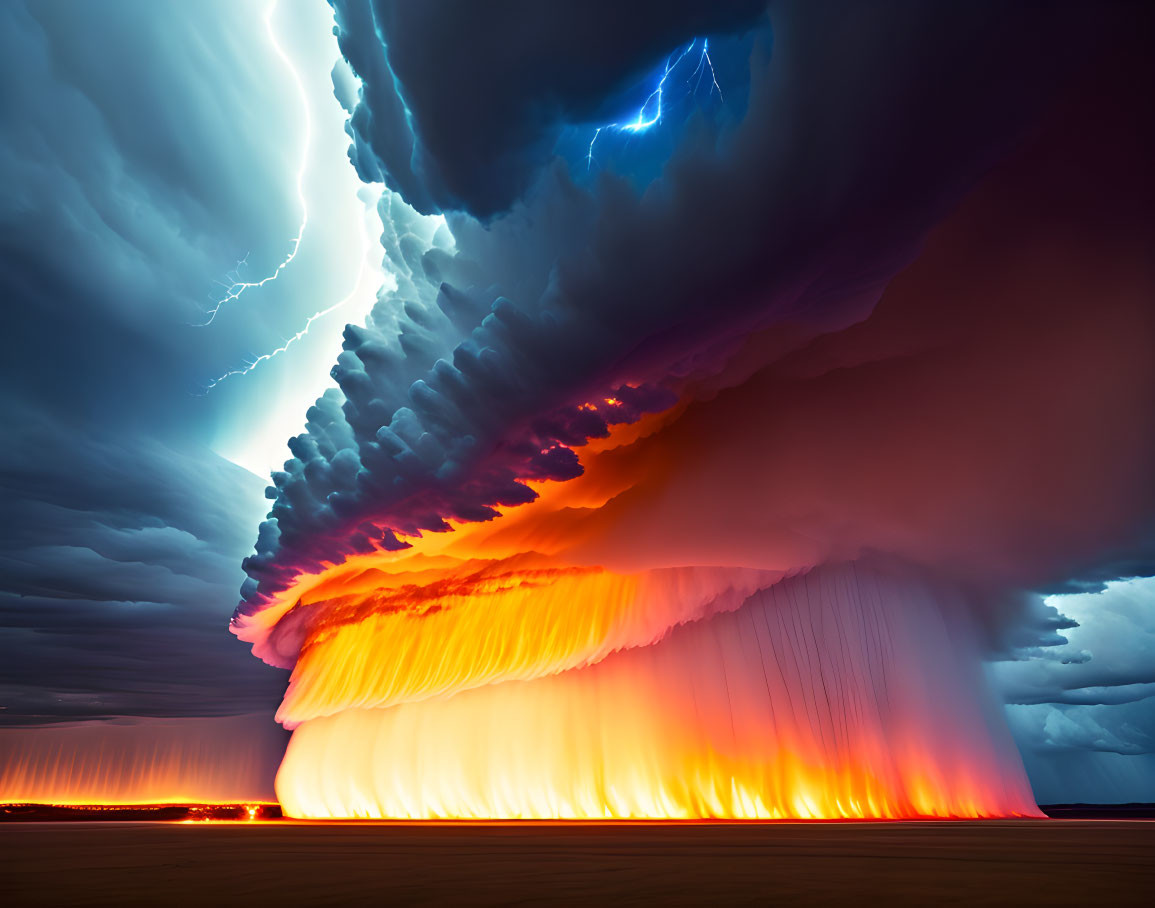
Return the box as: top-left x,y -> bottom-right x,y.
269,561 -> 1040,820
234,408 -> 1042,821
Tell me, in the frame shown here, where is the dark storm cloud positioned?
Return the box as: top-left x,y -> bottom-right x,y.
1019,749 -> 1155,804
330,0 -> 767,217
0,418 -> 288,725
997,579 -> 1155,800
0,0 -> 305,724
998,585 -> 1155,709
245,0 -> 1112,608
1010,701 -> 1155,758
0,0 -> 321,420
247,1 -> 1155,808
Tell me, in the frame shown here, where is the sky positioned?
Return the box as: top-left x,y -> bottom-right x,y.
1,0 -> 1153,807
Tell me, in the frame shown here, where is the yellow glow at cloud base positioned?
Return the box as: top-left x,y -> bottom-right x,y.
237,412 -> 1042,821
272,560 -> 777,726
275,562 -> 1041,820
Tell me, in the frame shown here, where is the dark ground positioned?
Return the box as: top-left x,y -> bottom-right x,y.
5,802 -> 1151,821
2,820 -> 1153,906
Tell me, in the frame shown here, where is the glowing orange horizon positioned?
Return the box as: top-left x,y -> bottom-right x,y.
0,800 -> 276,808
0,713 -> 282,808
0,798 -> 1046,825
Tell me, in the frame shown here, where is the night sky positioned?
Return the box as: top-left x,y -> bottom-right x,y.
2,0 -> 1153,807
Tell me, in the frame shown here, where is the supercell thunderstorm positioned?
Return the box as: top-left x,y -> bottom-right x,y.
228,0 -> 1155,818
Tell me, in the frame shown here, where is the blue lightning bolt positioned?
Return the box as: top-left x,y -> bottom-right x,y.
693,38 -> 724,102
195,1 -> 310,327
586,38 -> 723,170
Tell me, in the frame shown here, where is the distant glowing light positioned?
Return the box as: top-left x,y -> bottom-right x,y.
195,1 -> 310,327
0,717 -> 279,806
586,38 -> 723,170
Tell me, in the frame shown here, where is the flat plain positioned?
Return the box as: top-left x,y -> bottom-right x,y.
2,819 -> 1153,906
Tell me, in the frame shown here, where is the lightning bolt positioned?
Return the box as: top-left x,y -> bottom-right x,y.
200,293 -> 344,392
200,191 -> 382,394
693,39 -> 724,102
587,38 -> 723,171
195,0 -> 310,327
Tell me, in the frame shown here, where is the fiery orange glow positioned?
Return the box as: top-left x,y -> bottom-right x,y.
270,560 -> 775,726
0,715 -> 281,806
267,556 -> 1040,820
236,406 -> 1042,821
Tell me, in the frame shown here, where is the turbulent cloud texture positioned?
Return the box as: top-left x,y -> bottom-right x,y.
1,0 -> 1153,807
330,0 -> 767,216
999,579 -> 1155,803
244,0 -> 1128,610
0,421 -> 285,724
0,0 -> 313,727
234,0 -> 1154,805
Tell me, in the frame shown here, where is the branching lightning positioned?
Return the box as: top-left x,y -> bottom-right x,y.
693,38 -> 724,101
197,0 -> 389,395
200,192 -> 381,393
587,38 -> 723,170
200,294 -> 340,392
195,1 -> 310,327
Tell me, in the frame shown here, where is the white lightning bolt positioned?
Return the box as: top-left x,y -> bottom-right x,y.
195,0 -> 310,327
693,39 -> 724,102
200,191 -> 382,393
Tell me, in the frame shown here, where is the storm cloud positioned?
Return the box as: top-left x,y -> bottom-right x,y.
0,0 -> 329,727
233,0 -> 1155,805
2,0 -> 1153,807
244,0 -> 1133,610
